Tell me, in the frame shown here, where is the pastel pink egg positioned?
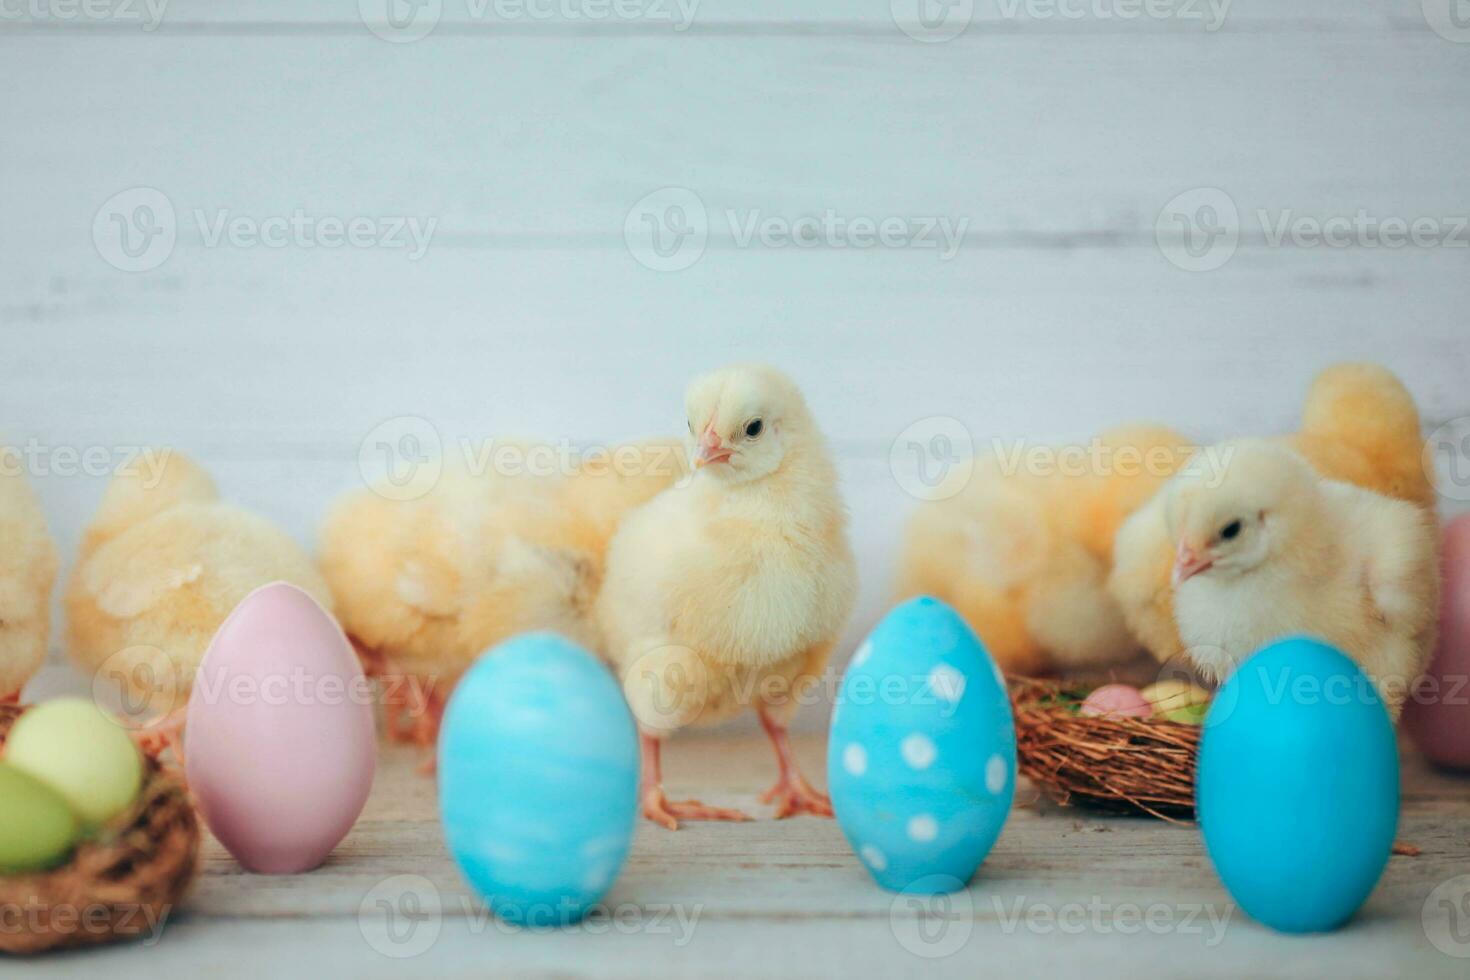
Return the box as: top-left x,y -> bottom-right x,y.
186,582 -> 377,873
1405,514 -> 1470,770
1081,684 -> 1153,719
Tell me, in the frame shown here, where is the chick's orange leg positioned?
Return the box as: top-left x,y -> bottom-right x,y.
132,706 -> 188,766
0,690 -> 18,705
639,733 -> 751,831
757,707 -> 833,820
354,638 -> 444,755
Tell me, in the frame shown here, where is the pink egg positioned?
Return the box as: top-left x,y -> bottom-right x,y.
1405,514 -> 1470,770
186,582 -> 377,873
1081,684 -> 1153,719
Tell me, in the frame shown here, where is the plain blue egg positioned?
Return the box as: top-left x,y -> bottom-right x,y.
439,632 -> 639,926
828,597 -> 1016,894
1198,636 -> 1399,933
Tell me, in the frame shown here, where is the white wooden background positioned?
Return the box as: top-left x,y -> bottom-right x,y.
3,4 -> 1470,978
2,0 -> 1468,697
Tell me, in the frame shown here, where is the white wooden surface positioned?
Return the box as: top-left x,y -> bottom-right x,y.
2,6 -> 1469,973
10,717 -> 1470,980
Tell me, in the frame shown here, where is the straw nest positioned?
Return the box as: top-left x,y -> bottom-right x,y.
0,704 -> 199,956
1010,678 -> 1201,821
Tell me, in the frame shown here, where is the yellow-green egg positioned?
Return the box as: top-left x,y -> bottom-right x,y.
0,761 -> 81,874
1140,680 -> 1211,716
4,699 -> 144,828
1163,702 -> 1209,726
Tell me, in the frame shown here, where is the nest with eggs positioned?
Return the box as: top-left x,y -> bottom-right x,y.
0,704 -> 199,956
1009,678 -> 1202,821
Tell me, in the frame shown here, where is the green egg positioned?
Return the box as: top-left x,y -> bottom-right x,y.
1164,702 -> 1210,726
5,699 -> 144,828
0,761 -> 81,874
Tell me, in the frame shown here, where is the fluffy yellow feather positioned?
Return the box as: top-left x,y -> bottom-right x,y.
1163,440 -> 1439,717
1110,363 -> 1435,666
0,450 -> 59,700
896,425 -> 1192,675
66,451 -> 332,715
597,364 -> 857,829
317,438 -> 685,749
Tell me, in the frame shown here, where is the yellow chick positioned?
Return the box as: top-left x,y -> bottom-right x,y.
896,425 -> 1192,676
1162,440 -> 1438,718
318,439 -> 684,754
1110,363 -> 1434,665
66,451 -> 332,750
0,450 -> 59,702
597,364 -> 857,830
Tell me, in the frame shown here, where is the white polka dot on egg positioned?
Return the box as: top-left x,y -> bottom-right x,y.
900,733 -> 937,770
928,664 -> 967,704
860,844 -> 888,871
907,815 -> 939,842
986,753 -> 1008,795
843,743 -> 868,776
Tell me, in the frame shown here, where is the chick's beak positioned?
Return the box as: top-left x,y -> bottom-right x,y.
695,425 -> 733,467
1172,540 -> 1214,587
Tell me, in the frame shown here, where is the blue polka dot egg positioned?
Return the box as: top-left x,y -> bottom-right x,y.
439,632 -> 639,926
828,597 -> 1016,894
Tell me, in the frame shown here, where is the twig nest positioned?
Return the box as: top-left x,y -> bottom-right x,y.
0,704 -> 199,956
1010,678 -> 1201,820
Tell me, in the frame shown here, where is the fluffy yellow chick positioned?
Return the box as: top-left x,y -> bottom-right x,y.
1162,440 -> 1438,717
66,451 -> 332,749
896,425 -> 1191,676
597,364 -> 857,830
1110,363 -> 1434,664
318,439 -> 685,755
0,450 -> 59,701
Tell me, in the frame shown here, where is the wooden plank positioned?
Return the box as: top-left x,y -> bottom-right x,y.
8,726 -> 1466,978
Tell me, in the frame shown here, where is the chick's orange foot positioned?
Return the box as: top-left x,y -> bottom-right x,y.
641,787 -> 752,831
760,773 -> 834,820
132,706 -> 187,768
0,691 -> 18,705
757,706 -> 833,819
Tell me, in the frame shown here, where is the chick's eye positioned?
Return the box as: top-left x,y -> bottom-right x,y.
1220,520 -> 1242,541
745,418 -> 763,439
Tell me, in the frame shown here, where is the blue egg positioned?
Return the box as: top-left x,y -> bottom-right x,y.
439,632 -> 638,926
1198,637 -> 1399,933
827,597 -> 1016,894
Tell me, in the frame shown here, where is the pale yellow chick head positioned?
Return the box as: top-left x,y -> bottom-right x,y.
82,450 -> 218,556
1165,440 -> 1318,587
683,363 -> 811,483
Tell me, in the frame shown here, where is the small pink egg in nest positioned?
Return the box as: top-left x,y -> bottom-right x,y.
1081,684 -> 1153,719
